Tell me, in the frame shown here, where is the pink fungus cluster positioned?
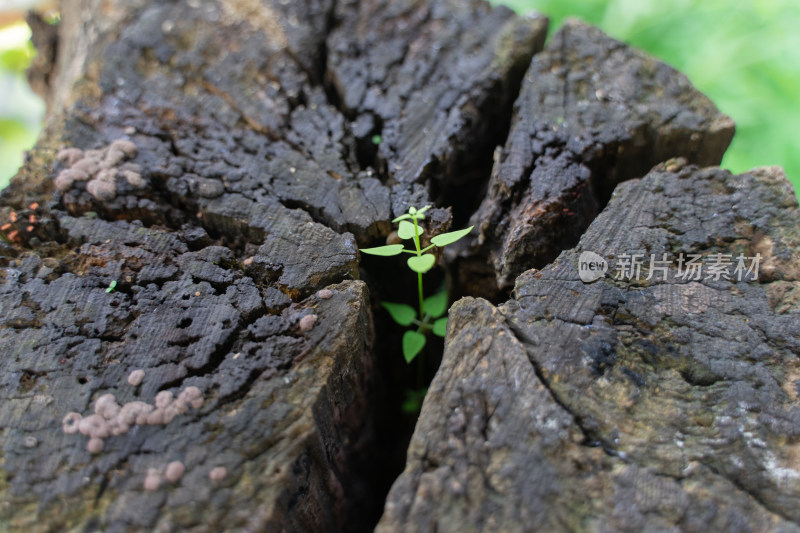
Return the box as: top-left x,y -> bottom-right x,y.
143,460 -> 186,491
55,139 -> 144,200
61,383 -> 204,455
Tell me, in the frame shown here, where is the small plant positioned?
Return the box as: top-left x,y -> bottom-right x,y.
360,205 -> 472,363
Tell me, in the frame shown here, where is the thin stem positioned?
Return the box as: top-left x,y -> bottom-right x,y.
418,272 -> 424,325
412,216 -> 424,322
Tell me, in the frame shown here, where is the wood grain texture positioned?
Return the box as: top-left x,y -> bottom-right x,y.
378,163 -> 800,532
452,20 -> 735,298
0,0 -> 547,530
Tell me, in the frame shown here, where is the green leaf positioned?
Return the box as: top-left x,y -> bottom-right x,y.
402,330 -> 426,363
392,213 -> 412,223
407,254 -> 436,273
381,302 -> 416,326
371,134 -> 382,145
397,220 -> 420,240
430,226 -> 474,247
423,291 -> 448,318
360,244 -> 404,256
106,280 -> 117,293
433,317 -> 448,337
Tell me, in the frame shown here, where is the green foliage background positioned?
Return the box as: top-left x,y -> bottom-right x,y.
495,0 -> 800,198
1,2 -> 799,199
0,23 -> 44,190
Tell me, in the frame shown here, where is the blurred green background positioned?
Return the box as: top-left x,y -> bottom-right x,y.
0,21 -> 44,189
0,1 -> 798,199
495,0 -> 800,198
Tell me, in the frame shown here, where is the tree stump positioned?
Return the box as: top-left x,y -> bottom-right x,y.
1,0 -> 798,532
378,162 -> 800,532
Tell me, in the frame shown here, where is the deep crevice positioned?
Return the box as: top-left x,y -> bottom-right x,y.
345,17 -> 554,533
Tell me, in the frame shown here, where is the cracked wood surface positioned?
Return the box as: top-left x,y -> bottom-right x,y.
377,163 -> 800,532
450,20 -> 735,299
2,0 -> 799,531
0,0 -> 546,531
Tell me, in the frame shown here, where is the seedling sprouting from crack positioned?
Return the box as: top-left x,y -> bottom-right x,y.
360,205 -> 472,364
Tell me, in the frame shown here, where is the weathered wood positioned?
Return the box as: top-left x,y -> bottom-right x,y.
378,162 -> 800,532
328,0 -> 547,206
0,0 -> 549,530
452,20 -> 735,299
1,211 -> 374,531
5,0 -> 800,530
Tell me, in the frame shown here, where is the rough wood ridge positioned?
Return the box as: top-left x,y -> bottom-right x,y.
0,0 -> 546,530
1,0 -> 798,532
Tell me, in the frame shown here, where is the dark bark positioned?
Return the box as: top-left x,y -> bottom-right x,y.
378,163 -> 800,532
2,0 -> 799,532
450,20 -> 735,300
0,0 -> 546,531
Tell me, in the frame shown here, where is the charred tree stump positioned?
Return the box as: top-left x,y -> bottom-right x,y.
0,0 -> 545,531
1,0 -> 798,532
379,162 -> 800,532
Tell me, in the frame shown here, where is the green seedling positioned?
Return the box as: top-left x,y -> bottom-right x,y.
106,280 -> 117,293
360,205 -> 472,364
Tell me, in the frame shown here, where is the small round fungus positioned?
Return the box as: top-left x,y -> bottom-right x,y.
62,412 -> 82,434
299,314 -> 318,332
110,422 -> 130,436
122,170 -> 145,188
95,393 -> 120,420
155,390 -> 174,409
56,147 -> 84,165
54,170 -> 76,192
162,407 -> 178,424
110,139 -> 138,159
127,369 -> 145,386
209,466 -> 227,482
143,468 -> 162,491
87,437 -> 104,454
119,401 -> 153,425
169,399 -> 188,416
78,414 -> 110,439
104,146 -> 127,166
87,179 -> 117,201
95,168 -> 118,183
179,386 -> 202,402
165,461 -> 185,483
317,289 -> 333,299
72,158 -> 100,176
146,409 -> 165,425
